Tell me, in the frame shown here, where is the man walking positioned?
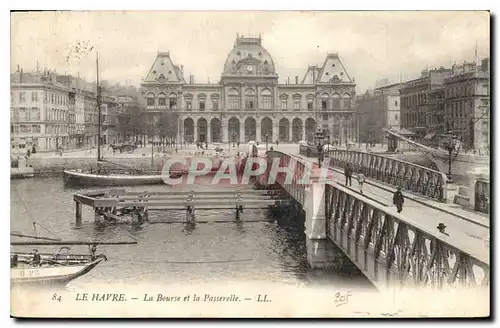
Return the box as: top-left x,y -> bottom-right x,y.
345,164 -> 352,187
357,170 -> 365,194
393,187 -> 404,213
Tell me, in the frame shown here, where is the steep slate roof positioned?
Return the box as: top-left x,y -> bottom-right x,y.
316,53 -> 352,83
143,52 -> 185,83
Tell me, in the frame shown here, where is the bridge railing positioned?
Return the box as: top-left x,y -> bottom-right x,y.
324,182 -> 489,290
266,150 -> 308,205
326,149 -> 448,202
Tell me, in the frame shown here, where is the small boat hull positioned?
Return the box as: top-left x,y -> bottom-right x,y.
10,257 -> 105,287
63,170 -> 166,187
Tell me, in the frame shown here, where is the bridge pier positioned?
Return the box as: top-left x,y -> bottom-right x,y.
304,176 -> 340,269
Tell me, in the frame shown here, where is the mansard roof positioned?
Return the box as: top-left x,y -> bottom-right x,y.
143,52 -> 185,84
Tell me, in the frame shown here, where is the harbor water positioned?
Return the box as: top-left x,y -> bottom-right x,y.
10,176 -> 374,291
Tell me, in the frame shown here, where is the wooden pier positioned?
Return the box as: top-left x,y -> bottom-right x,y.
73,189 -> 287,226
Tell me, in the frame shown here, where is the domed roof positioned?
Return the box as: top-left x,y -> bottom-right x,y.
223,35 -> 277,77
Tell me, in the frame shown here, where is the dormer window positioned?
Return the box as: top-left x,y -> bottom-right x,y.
161,62 -> 165,66
237,51 -> 241,56
258,52 -> 262,56
325,72 -> 329,75
264,60 -> 268,64
332,64 -> 336,67
168,70 -> 172,74
152,70 -> 156,74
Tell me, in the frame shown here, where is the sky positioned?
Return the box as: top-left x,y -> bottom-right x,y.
10,11 -> 490,93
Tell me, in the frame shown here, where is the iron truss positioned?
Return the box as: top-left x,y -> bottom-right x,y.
266,150 -> 489,290
324,183 -> 489,289
326,150 -> 447,202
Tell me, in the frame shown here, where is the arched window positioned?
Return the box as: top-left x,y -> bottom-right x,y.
198,93 -> 207,111
227,88 -> 240,110
332,93 -> 341,110
184,93 -> 193,110
210,94 -> 220,110
306,94 -> 315,111
293,94 -> 301,110
158,93 -> 166,106
343,93 -> 351,109
321,93 -> 329,110
280,94 -> 288,111
261,89 -> 272,109
245,89 -> 256,109
147,93 -> 155,106
169,92 -> 177,109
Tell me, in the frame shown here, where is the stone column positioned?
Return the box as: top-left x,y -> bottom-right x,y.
256,122 -> 262,142
273,123 -> 279,143
193,124 -> 198,143
240,121 -> 245,143
289,123 -> 293,143
207,122 -> 212,143
302,121 -> 306,142
221,120 -> 227,143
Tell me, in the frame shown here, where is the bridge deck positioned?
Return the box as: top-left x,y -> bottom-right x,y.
295,154 -> 490,264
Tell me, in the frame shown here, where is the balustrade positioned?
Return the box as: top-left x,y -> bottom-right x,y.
324,183 -> 489,289
327,150 -> 447,202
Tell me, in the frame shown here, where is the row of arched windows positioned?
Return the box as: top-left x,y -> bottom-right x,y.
145,89 -> 353,111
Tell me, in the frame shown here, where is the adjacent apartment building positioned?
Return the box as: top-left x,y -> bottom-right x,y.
357,82 -> 402,144
444,58 -> 490,152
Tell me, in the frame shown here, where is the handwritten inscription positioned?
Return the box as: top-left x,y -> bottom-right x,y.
334,291 -> 351,307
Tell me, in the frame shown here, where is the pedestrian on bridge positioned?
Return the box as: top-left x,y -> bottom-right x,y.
393,187 -> 404,213
344,164 -> 352,187
357,170 -> 365,194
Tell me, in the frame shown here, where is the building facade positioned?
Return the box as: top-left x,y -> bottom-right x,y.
140,35 -> 357,145
444,61 -> 490,152
400,67 -> 452,142
11,70 -> 73,152
357,82 -> 402,144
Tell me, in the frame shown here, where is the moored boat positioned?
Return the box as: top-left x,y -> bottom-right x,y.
10,245 -> 107,287
63,169 -> 166,187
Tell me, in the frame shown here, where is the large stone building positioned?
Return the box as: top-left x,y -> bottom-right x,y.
357,82 -> 402,144
400,67 -> 452,142
10,69 -> 75,152
140,35 -> 357,144
444,59 -> 490,152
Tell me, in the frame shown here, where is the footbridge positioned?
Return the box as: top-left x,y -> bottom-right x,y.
260,149 -> 489,291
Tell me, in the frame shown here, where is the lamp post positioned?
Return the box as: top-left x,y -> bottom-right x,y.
265,132 -> 269,152
442,130 -> 459,183
315,128 -> 325,166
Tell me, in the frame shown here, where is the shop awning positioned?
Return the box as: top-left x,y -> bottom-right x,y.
424,133 -> 436,140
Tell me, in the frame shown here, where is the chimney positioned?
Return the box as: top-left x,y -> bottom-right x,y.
190,75 -> 194,84
295,76 -> 299,84
180,65 -> 184,77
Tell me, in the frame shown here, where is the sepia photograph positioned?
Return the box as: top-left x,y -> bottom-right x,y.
9,10 -> 490,318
